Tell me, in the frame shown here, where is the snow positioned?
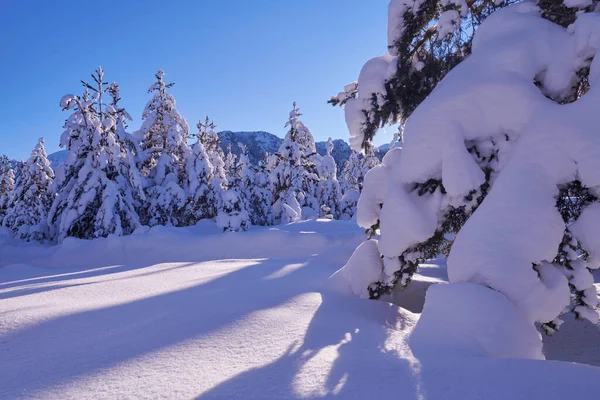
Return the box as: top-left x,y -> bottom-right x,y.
344,4 -> 600,353
411,282 -> 545,359
2,221 -> 600,398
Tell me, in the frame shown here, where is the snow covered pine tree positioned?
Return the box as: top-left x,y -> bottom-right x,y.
216,143 -> 250,232
2,138 -> 55,242
332,1 -> 600,358
185,127 -> 216,223
136,70 -> 191,227
0,155 -> 15,225
196,116 -> 227,219
317,137 -> 342,219
249,156 -> 274,226
270,103 -> 320,223
49,67 -> 144,241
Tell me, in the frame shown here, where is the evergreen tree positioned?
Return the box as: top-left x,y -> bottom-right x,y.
270,103 -> 319,223
197,116 -> 227,217
317,138 -> 342,219
237,143 -> 254,218
340,151 -> 363,194
249,157 -> 274,226
137,69 -> 191,227
216,143 -> 250,232
340,146 -> 381,195
49,67 -> 143,241
329,0 -> 597,151
335,4 -> 600,348
3,138 -> 55,242
185,132 -> 215,223
0,155 -> 15,225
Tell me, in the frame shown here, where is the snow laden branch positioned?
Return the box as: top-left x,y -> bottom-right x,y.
330,0 -> 599,152
334,3 -> 600,357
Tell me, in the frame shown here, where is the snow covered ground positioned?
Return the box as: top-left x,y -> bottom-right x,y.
1,220 -> 600,399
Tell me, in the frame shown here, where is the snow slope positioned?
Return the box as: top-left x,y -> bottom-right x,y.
1,221 -> 600,399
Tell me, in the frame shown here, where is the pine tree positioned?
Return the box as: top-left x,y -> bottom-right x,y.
3,138 -> 55,242
249,157 -> 274,226
340,146 -> 380,195
270,103 -> 319,223
185,132 -> 215,223
329,0 -> 597,151
335,4 -> 600,350
340,151 -> 363,194
216,143 -> 250,232
137,69 -> 191,227
49,67 -> 143,241
317,138 -> 342,219
197,116 -> 227,218
0,155 -> 15,225
237,143 -> 254,218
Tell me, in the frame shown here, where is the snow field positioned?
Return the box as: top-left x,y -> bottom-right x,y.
1,220 -> 600,399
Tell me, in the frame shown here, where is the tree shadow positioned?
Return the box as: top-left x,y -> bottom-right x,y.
0,253 -> 341,398
197,294 -> 421,399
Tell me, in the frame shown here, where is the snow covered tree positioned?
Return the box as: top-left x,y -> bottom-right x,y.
329,0 -> 598,151
270,103 -> 319,223
49,67 -> 144,241
185,132 -> 215,223
340,145 -> 381,195
2,138 -> 54,242
340,151 -> 363,194
249,157 -> 274,226
317,138 -> 342,219
334,3 -> 600,357
0,155 -> 15,225
216,143 -> 250,232
237,143 -> 254,216
136,69 -> 191,227
196,116 -> 227,217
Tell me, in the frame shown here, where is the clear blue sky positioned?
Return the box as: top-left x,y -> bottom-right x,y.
0,0 -> 392,160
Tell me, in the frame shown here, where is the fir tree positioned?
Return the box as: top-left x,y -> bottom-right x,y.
270,103 -> 319,223
237,143 -> 254,219
197,116 -> 227,218
137,69 -> 191,227
317,138 -> 342,219
249,157 -> 274,226
329,0 -> 597,151
335,4 -> 600,347
0,155 -> 15,225
3,138 -> 54,242
185,132 -> 215,223
49,67 -> 143,241
216,143 -> 250,232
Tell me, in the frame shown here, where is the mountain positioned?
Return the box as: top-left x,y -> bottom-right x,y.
217,131 -> 282,165
46,131 -> 381,171
315,139 -> 351,171
48,150 -> 68,169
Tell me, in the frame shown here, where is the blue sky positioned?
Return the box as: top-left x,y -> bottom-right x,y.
0,0 -> 391,160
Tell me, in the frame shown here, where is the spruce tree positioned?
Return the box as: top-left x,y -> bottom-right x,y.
317,138 -> 342,219
185,132 -> 215,223
216,143 -> 250,232
249,157 -> 274,226
49,67 -> 143,241
270,103 -> 319,223
329,0 -> 598,151
3,138 -> 55,242
237,143 -> 254,219
197,116 -> 227,218
334,3 -> 600,346
0,155 -> 15,225
137,70 -> 191,227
